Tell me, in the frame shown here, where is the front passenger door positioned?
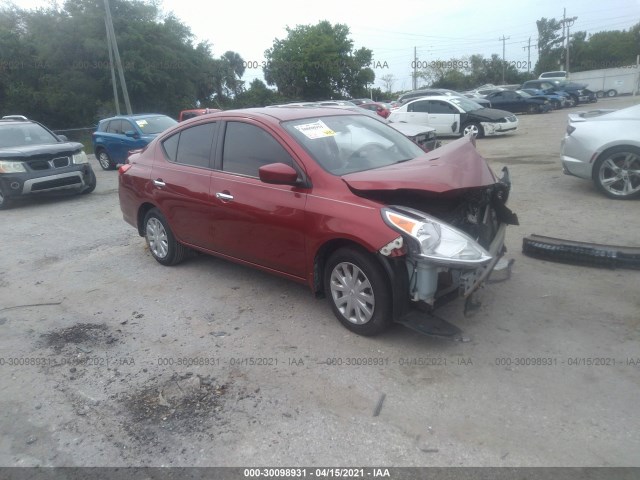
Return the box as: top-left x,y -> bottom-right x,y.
210,121 -> 308,278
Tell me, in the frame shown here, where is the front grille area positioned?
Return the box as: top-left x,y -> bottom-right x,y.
28,160 -> 50,170
30,176 -> 81,191
26,156 -> 71,171
52,156 -> 70,168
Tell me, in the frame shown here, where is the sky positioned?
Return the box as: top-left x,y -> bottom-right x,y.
10,0 -> 640,92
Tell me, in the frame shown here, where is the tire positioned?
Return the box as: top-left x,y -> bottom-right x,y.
143,208 -> 188,265
596,91 -> 605,98
527,104 -> 538,114
606,89 -> 617,98
592,146 -> 640,200
565,96 -> 577,108
462,122 -> 484,138
96,149 -> 115,170
0,185 -> 13,210
324,247 -> 391,336
82,170 -> 96,194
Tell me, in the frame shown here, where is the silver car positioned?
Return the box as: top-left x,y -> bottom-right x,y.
561,104 -> 640,199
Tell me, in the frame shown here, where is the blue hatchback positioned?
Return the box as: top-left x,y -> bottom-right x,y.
92,114 -> 177,170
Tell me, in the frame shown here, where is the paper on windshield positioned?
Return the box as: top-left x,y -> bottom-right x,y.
294,120 -> 336,139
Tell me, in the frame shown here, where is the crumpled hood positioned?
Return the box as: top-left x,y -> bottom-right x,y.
342,135 -> 498,194
0,142 -> 84,159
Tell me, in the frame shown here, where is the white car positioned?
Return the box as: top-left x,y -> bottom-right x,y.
561,104 -> 640,199
388,95 -> 518,138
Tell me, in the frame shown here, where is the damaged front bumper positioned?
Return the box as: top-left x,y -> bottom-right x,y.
380,167 -> 518,337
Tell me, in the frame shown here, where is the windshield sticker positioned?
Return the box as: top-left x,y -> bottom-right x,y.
294,120 -> 336,139
136,120 -> 149,127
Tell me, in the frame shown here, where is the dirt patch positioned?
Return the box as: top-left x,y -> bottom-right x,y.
121,373 -> 229,436
41,322 -> 118,352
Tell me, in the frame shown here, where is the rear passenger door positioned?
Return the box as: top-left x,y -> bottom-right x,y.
209,120 -> 308,278
150,121 -> 218,249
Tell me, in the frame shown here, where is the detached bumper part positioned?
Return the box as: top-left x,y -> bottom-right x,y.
523,234 -> 640,270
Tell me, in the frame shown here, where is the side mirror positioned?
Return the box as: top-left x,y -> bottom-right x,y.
125,130 -> 139,139
259,163 -> 299,185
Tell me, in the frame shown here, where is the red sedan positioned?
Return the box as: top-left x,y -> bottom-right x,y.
118,108 -> 518,336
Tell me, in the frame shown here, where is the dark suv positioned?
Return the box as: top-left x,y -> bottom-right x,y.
92,114 -> 177,170
0,115 -> 95,209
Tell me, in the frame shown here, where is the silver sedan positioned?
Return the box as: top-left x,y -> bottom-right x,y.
561,104 -> 640,199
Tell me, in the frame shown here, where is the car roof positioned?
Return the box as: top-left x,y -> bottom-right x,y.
403,95 -> 453,103
100,113 -> 169,121
205,107 -> 358,122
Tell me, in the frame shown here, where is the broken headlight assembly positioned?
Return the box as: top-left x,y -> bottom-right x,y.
381,206 -> 492,267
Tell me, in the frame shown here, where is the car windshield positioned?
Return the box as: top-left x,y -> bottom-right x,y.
448,97 -> 484,112
133,115 -> 177,134
0,123 -> 60,148
516,90 -> 532,98
283,114 -> 425,175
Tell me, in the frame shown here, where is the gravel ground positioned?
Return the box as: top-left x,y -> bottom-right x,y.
0,96 -> 638,468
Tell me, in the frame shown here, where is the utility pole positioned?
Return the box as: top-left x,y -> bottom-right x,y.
499,35 -> 510,84
104,0 -> 132,114
559,8 -> 577,73
522,36 -> 532,73
104,18 -> 120,115
413,46 -> 417,90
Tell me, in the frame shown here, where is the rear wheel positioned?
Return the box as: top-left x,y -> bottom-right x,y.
324,247 -> 391,336
143,208 -> 188,265
96,149 -> 115,170
596,91 -> 605,98
606,89 -> 617,98
593,146 -> 640,199
565,96 -> 577,107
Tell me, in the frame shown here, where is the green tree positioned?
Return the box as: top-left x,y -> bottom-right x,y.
0,0 -> 223,127
535,17 -> 565,74
263,20 -> 374,100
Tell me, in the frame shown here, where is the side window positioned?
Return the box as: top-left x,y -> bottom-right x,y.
428,101 -> 456,114
162,133 -> 179,162
176,123 -> 216,168
222,122 -> 293,177
408,101 -> 429,113
106,120 -> 123,134
122,120 -> 136,134
161,122 -> 216,168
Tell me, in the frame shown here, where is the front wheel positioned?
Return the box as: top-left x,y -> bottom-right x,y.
143,208 -> 188,265
606,89 -> 617,98
82,170 -> 97,194
592,146 -> 640,199
462,122 -> 484,138
324,247 -> 391,336
565,96 -> 577,108
0,185 -> 13,210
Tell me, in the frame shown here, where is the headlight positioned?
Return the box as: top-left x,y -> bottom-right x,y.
382,207 -> 492,267
72,151 -> 88,164
0,160 -> 27,173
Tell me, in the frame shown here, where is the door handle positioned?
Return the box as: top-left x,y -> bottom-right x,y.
153,179 -> 166,187
216,192 -> 234,201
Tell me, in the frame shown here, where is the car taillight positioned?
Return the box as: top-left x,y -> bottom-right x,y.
566,125 -> 576,135
118,164 -> 132,174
